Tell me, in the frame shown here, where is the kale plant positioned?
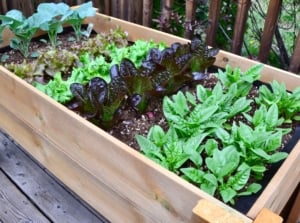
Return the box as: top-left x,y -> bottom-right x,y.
0,10 -> 48,57
37,2 -> 73,47
64,2 -> 96,40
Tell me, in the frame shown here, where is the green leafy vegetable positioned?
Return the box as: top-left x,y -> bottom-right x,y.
0,10 -> 48,57
215,64 -> 263,97
65,2 -> 96,40
256,80 -> 300,123
38,2 -> 73,47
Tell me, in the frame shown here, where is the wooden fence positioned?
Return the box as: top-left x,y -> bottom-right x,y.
0,0 -> 299,74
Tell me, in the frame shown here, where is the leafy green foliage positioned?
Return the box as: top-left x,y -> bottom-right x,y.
33,37 -> 166,105
67,77 -> 126,129
66,38 -> 218,118
256,80 -> 300,123
136,126 -> 207,172
243,104 -> 286,131
35,49 -> 79,78
0,2 -> 96,55
137,63 -> 295,204
0,9 -> 48,57
79,27 -> 129,58
38,2 -> 72,47
35,73 -> 73,102
64,2 -> 96,40
215,63 -> 263,97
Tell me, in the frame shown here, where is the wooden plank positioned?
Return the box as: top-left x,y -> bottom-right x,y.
289,32 -> 300,74
119,0 -> 126,20
0,0 -> 8,14
258,0 -> 282,63
131,0 -> 143,24
247,140 -> 300,219
184,0 -> 196,39
231,0 -> 251,54
162,0 -> 174,22
285,185 -> 300,223
143,0 -> 153,27
206,0 -> 222,47
0,132 -> 109,223
104,0 -> 111,15
252,209 -> 283,223
193,200 -> 245,223
0,170 -> 51,223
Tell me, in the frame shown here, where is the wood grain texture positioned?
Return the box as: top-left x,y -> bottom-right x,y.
193,200 -> 245,223
0,170 -> 50,223
231,0 -> 251,54
0,132 -> 108,223
252,209 -> 283,223
206,0 -> 222,47
184,0 -> 196,39
258,0 -> 282,63
142,0 -> 153,27
284,185 -> 300,223
289,32 -> 300,74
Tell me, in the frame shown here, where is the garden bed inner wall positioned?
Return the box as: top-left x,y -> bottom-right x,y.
0,12 -> 299,223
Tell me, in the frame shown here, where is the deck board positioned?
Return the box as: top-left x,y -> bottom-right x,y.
0,169 -> 51,223
0,131 -> 109,223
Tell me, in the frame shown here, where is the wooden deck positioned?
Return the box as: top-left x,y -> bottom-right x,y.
0,131 -> 109,223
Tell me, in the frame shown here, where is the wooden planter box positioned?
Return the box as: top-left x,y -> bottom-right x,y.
0,12 -> 299,223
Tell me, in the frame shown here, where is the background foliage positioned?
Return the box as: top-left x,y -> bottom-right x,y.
151,0 -> 299,71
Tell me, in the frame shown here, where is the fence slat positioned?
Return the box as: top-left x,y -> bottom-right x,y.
104,0 -> 111,15
289,32 -> 300,74
142,0 -> 153,27
162,0 -> 174,22
0,0 -> 8,14
184,0 -> 196,39
206,0 -> 222,47
231,0 -> 251,55
258,0 -> 282,63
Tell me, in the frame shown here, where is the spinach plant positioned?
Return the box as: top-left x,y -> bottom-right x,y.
243,104 -> 287,132
256,80 -> 300,123
162,82 -> 252,137
215,63 -> 263,97
136,63 -> 296,204
215,122 -> 289,179
136,126 -> 207,172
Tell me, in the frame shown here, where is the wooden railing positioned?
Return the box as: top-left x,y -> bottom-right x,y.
0,0 -> 299,74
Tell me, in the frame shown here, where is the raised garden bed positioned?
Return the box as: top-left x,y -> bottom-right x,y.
0,7 -> 299,223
